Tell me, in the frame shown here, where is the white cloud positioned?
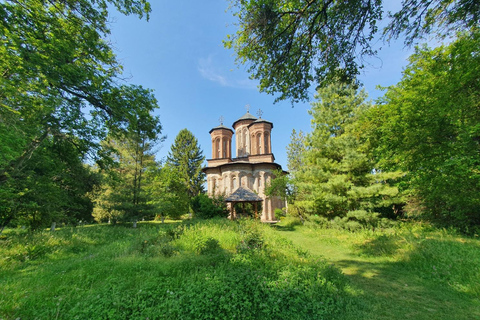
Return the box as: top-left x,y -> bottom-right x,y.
197,55 -> 256,89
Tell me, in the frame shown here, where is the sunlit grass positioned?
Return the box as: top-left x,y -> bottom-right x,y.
275,219 -> 480,320
0,219 -> 354,319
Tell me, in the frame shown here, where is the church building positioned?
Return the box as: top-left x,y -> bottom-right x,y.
203,108 -> 286,221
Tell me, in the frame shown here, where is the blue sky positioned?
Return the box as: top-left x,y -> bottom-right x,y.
108,1 -> 416,169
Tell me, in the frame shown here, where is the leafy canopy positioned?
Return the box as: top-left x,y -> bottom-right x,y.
226,0 -> 480,103
368,31 -> 480,231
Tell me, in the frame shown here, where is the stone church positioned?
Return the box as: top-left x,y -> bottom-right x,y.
203,109 -> 286,221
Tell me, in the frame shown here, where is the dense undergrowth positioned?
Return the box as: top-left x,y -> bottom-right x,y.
0,219 -> 355,320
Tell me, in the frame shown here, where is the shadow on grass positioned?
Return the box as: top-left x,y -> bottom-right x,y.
279,229 -> 480,320
271,224 -> 298,232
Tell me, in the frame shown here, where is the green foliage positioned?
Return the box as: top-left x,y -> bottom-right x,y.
2,221 -> 479,319
226,0 -> 480,102
1,136 -> 99,230
193,236 -> 221,255
286,129 -> 306,177
279,222 -> 480,319
293,83 -> 401,229
92,108 -> 163,224
369,31 -> 480,232
236,223 -> 265,253
166,128 -> 206,199
147,165 -> 190,220
265,169 -> 291,202
1,221 -> 355,319
191,193 -> 229,219
0,0 -> 156,230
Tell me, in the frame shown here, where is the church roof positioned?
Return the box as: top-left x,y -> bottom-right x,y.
249,118 -> 273,128
232,111 -> 257,128
225,186 -> 263,203
209,124 -> 234,134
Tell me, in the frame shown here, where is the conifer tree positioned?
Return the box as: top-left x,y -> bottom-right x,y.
295,83 -> 400,229
166,129 -> 206,199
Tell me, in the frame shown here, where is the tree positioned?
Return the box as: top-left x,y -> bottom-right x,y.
147,164 -> 190,220
226,0 -> 480,103
368,31 -> 480,231
286,129 -> 306,178
0,0 -> 157,228
0,0 -> 153,182
166,129 -> 206,199
1,134 -> 100,231
294,83 -> 400,229
92,109 -> 163,224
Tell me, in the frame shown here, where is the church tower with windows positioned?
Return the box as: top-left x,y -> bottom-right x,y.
203,109 -> 286,221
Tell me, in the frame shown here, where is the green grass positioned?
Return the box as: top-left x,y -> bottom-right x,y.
275,218 -> 480,320
1,219 -> 479,319
0,219 -> 354,319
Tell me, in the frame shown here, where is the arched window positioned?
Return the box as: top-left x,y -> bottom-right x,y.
233,177 -> 237,190
243,128 -> 248,155
264,133 -> 269,153
236,130 -> 242,157
216,139 -> 220,158
257,133 -> 262,154
223,140 -> 227,158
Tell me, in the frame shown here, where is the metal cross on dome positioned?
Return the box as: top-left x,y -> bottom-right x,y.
256,109 -> 263,118
219,115 -> 225,125
245,104 -> 250,113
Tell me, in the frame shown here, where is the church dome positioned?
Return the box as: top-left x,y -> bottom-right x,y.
209,124 -> 234,134
232,111 -> 257,128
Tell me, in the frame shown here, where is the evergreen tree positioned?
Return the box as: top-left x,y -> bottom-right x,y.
166,129 -> 206,199
295,83 -> 400,229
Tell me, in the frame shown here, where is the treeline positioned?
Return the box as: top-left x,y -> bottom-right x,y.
0,1 -> 211,231
281,32 -> 480,233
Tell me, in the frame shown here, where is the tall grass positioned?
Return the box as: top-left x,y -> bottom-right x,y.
0,219 -> 355,320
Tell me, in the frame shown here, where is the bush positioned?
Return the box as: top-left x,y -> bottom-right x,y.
193,237 -> 221,255
191,194 -> 229,219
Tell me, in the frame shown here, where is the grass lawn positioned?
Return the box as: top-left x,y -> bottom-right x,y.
274,220 -> 480,320
0,219 -> 353,319
0,218 -> 478,319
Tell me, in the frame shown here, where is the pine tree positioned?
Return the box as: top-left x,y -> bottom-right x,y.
296,83 -> 400,229
166,129 -> 205,198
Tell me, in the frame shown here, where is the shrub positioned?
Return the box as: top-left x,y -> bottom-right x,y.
236,223 -> 265,253
191,194 -> 229,219
193,237 -> 221,255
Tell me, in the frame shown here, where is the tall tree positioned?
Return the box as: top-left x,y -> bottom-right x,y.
166,129 -> 206,199
93,109 -> 163,224
147,165 -> 190,220
0,0 -> 157,228
295,83 -> 400,228
368,31 -> 480,231
226,0 -> 480,103
0,0 -> 153,183
1,134 -> 99,231
286,129 -> 306,178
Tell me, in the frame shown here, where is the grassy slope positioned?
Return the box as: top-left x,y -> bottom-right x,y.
275,221 -> 480,320
0,220 -> 354,320
1,220 -> 479,319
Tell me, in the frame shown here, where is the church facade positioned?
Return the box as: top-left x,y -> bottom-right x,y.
203,110 -> 286,221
